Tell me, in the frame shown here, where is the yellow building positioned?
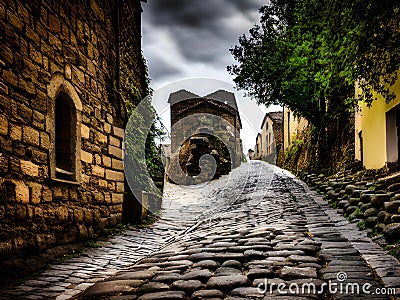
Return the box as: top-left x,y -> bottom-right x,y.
355,77 -> 400,169
283,107 -> 308,150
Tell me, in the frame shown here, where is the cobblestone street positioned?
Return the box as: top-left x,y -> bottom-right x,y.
1,161 -> 400,299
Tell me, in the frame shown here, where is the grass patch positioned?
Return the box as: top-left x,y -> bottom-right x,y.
134,212 -> 161,229
367,228 -> 380,238
357,221 -> 366,230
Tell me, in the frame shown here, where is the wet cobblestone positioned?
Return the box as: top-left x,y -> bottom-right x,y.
1,161 -> 399,299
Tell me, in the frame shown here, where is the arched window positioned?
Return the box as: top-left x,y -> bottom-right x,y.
55,93 -> 75,181
47,73 -> 82,184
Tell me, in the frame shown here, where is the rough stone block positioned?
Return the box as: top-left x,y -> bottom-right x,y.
72,66 -> 85,85
106,169 -> 124,182
99,179 -> 107,188
81,124 -> 90,139
42,188 -> 53,202
13,180 -> 29,203
116,182 -> 124,193
23,126 -> 40,146
96,131 -> 107,144
81,150 -> 92,163
109,145 -> 123,159
28,181 -> 42,204
9,124 -> 22,141
84,209 -> 94,224
7,10 -> 23,30
74,209 -> 85,223
0,156 -> 9,174
384,200 -> 400,213
92,165 -> 105,178
30,44 -> 42,65
112,158 -> 124,170
33,110 -> 45,130
104,123 -> 112,134
112,193 -> 124,204
113,126 -> 124,139
40,132 -> 50,149
0,43 -> 13,66
0,114 -> 8,135
109,136 -> 120,147
20,160 -> 39,177
371,194 -> 390,208
70,188 -> 78,201
100,155 -> 110,168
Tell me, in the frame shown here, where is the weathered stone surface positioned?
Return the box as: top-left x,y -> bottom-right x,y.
191,289 -> 224,299
383,223 -> 400,241
214,267 -> 242,276
137,291 -> 186,300
345,185 -> 357,195
231,287 -> 264,298
172,280 -> 203,292
0,114 -> 8,135
247,268 -> 274,279
80,280 -> 143,297
365,216 -> 378,228
113,271 -> 155,281
371,194 -> 390,208
364,207 -> 379,218
137,282 -> 170,294
280,266 -> 317,279
193,260 -> 219,270
0,0 -> 144,276
181,269 -> 212,281
206,275 -> 248,290
384,200 -> 400,213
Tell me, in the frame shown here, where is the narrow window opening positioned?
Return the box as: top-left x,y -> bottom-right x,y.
55,93 -> 76,181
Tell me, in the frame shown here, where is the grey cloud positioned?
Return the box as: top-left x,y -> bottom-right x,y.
146,0 -> 234,28
142,0 -> 265,80
146,54 -> 183,79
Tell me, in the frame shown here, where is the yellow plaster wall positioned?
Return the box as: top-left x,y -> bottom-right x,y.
355,77 -> 400,169
283,107 -> 308,150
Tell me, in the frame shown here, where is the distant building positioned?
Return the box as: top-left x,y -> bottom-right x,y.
252,112 -> 283,165
253,133 -> 262,160
168,90 -> 242,184
355,75 -> 400,169
283,107 -> 308,151
260,112 -> 283,164
247,149 -> 255,160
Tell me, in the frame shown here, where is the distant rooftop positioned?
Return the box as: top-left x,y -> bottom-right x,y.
168,89 -> 238,111
261,111 -> 283,128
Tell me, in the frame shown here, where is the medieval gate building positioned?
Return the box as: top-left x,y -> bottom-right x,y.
167,90 -> 243,185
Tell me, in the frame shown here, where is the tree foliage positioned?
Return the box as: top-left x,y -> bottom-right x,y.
228,0 -> 400,130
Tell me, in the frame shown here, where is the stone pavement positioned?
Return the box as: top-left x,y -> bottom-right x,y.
1,161 -> 400,299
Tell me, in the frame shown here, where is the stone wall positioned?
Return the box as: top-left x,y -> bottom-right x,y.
0,0 -> 145,270
168,93 -> 242,185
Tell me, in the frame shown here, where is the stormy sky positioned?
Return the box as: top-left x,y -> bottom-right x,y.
141,0 -> 280,153
141,0 -> 266,88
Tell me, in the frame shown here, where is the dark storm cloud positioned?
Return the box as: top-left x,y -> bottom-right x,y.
146,0 -> 233,28
146,55 -> 183,79
143,0 -> 265,64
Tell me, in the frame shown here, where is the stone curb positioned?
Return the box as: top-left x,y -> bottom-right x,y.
296,178 -> 400,296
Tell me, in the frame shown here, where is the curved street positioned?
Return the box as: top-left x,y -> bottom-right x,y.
1,161 -> 399,299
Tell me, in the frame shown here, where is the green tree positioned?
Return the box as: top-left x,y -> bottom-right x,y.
228,0 -> 400,171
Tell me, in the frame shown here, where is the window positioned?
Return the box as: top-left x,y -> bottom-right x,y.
47,73 -> 82,184
55,93 -> 75,181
